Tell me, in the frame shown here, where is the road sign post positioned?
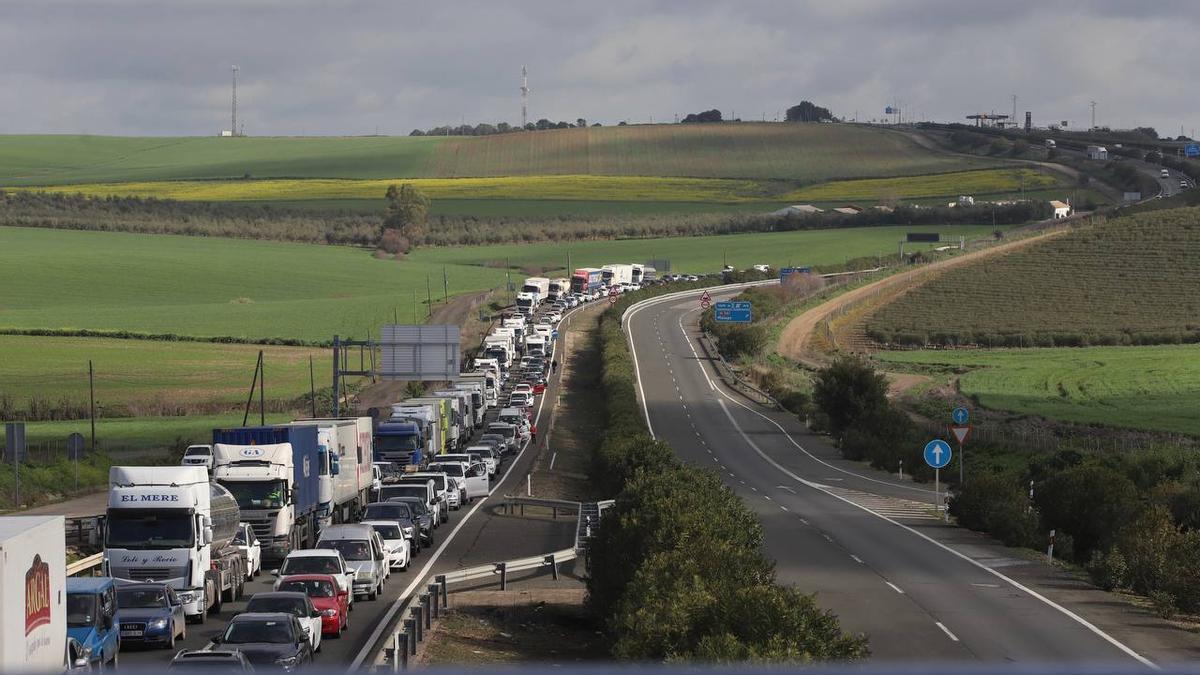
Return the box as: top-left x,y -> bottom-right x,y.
951,407 -> 970,485
924,439 -> 952,518
699,290 -> 712,310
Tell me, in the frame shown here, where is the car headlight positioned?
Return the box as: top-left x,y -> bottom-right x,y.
148,618 -> 169,630
276,655 -> 300,667
403,526 -> 414,536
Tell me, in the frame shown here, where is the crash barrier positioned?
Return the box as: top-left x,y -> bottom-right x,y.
698,332 -> 783,410
67,552 -> 103,577
382,499 -> 614,670
501,495 -> 581,519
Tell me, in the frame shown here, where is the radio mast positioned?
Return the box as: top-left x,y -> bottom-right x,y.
520,65 -> 529,128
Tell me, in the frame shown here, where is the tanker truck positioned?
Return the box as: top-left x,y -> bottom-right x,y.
102,466 -> 244,624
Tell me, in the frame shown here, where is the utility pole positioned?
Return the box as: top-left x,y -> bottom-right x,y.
443,267 -> 449,303
520,66 -> 530,129
1089,100 -> 1098,130
231,65 -> 239,136
426,275 -> 432,318
88,360 -> 96,451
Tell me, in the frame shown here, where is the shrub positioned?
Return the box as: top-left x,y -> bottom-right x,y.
949,471 -> 1040,548
1034,463 -> 1138,559
812,356 -> 890,440
1086,549 -> 1129,591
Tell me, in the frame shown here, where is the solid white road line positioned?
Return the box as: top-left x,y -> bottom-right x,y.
886,581 -> 906,595
936,622 -> 961,642
851,554 -> 864,564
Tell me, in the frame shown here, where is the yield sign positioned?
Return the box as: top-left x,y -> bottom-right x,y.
700,290 -> 712,308
951,425 -> 971,444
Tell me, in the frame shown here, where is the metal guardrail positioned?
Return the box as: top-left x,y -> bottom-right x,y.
67,552 -> 103,577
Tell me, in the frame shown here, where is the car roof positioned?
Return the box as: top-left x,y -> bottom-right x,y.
285,548 -> 341,558
319,523 -> 375,537
248,591 -> 309,602
231,611 -> 296,623
68,577 -> 114,593
277,573 -> 338,583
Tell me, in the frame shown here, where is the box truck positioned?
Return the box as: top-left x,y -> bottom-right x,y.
103,466 -> 244,622
521,277 -> 550,304
570,268 -> 604,295
408,396 -> 459,451
289,417 -> 373,526
601,264 -> 634,287
211,426 -> 322,561
0,516 -> 66,673
547,278 -> 570,301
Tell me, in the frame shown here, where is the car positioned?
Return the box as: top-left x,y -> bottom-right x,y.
233,522 -> 262,580
243,592 -> 323,653
479,433 -> 508,455
362,501 -> 423,555
544,310 -> 562,323
511,383 -> 534,396
115,582 -> 187,649
396,472 -> 452,523
465,445 -> 499,475
207,612 -> 314,671
361,520 -> 411,571
66,577 -> 120,671
386,496 -> 436,546
428,461 -> 489,501
273,550 -> 355,610
486,422 -> 519,451
379,481 -> 442,527
316,524 -> 388,600
181,444 -> 214,471
168,649 -> 255,671
444,477 -> 463,509
274,574 -> 350,638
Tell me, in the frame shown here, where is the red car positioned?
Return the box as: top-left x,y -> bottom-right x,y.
275,574 -> 350,638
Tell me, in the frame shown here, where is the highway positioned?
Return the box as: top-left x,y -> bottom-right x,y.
623,285 -> 1157,666
118,302 -> 585,671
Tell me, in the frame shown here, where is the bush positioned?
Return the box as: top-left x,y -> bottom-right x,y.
1034,463 -> 1138,559
812,356 -> 890,440
1086,549 -> 1128,591
1150,590 -> 1178,619
949,471 -> 1040,548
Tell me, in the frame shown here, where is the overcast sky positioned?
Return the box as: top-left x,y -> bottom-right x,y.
2,0 -> 1196,137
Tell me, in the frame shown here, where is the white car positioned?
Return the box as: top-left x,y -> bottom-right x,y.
181,444 -> 213,471
428,462 -> 489,501
511,383 -> 534,396
465,445 -> 498,475
232,522 -> 262,580
362,520 -> 411,571
509,391 -> 533,408
544,310 -> 562,324
445,477 -> 462,509
274,549 -> 355,610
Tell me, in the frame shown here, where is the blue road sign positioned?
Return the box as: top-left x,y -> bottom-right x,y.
779,267 -> 813,283
1186,143 -> 1200,158
714,301 -> 752,323
924,439 -> 952,469
952,407 -> 969,425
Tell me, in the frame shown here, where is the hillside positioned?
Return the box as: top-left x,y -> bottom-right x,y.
0,124 -> 996,187
865,207 -> 1200,347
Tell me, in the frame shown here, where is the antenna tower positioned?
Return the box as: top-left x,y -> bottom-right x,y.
1089,100 -> 1097,129
231,65 -> 239,136
1011,94 -> 1017,124
520,65 -> 529,128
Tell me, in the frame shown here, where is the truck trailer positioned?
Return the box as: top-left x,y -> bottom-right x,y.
0,516 -> 66,673
570,268 -> 604,295
289,417 -> 373,526
601,264 -> 634,287
103,466 -> 244,622
211,426 -> 322,561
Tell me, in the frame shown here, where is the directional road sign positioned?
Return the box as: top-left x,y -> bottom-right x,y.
924,439 -> 952,469
779,267 -> 812,283
67,432 -> 86,460
714,301 -> 752,323
951,425 -> 970,444
952,406 -> 969,425
1187,143 -> 1200,158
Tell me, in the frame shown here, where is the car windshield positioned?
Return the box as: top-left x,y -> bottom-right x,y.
184,447 -> 210,456
390,497 -> 427,515
106,511 -> 193,549
118,589 -> 169,609
223,619 -> 295,644
364,503 -> 415,521
67,593 -> 98,628
376,435 -> 420,452
379,485 -> 425,501
232,529 -> 249,545
281,556 -> 340,575
220,480 -> 287,510
371,524 -> 402,539
323,539 -> 371,561
429,464 -> 464,478
246,597 -> 308,617
278,579 -> 335,598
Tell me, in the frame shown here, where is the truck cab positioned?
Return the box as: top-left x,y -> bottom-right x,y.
66,577 -> 120,670
373,419 -> 425,466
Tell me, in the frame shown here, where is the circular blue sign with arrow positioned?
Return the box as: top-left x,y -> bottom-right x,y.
924,439 -> 953,469
952,407 -> 969,425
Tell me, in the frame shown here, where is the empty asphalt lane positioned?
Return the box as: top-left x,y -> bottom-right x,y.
624,287 -> 1153,667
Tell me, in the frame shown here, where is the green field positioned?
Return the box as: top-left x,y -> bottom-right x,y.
867,207 -> 1200,347
875,345 -> 1200,435
16,413 -> 294,453
0,124 -> 996,187
1,225 -> 1004,342
0,335 -> 322,407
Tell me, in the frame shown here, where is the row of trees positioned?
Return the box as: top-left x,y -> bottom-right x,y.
586,289 -> 868,662
410,118 -> 599,136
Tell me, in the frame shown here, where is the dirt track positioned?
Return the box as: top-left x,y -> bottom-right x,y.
777,229 -> 1068,366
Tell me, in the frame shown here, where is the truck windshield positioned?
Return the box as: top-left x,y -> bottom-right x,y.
67,593 -> 98,628
376,435 -> 420,452
220,480 -> 287,509
106,511 -> 194,549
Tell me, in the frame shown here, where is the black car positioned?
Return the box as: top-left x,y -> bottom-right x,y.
208,612 -> 313,671
362,501 -> 423,553
386,496 -> 435,545
168,649 -> 255,671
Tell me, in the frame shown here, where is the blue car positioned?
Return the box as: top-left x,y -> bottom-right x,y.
67,577 -> 121,670
116,582 -> 187,649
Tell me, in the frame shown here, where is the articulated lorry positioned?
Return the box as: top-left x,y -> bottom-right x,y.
0,515 -> 66,672
290,417 -> 373,526
521,277 -> 550,305
390,402 -> 444,457
547,278 -> 570,301
408,396 -> 460,451
373,416 -> 426,467
211,426 -> 322,561
103,466 -> 244,623
515,292 -> 538,316
601,264 -> 635,287
433,389 -> 477,435
570,268 -> 604,295
458,371 -> 497,409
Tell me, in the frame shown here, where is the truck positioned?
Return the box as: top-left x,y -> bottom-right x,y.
103,466 -> 244,623
521,277 -> 550,305
433,389 -> 478,434
452,380 -> 488,425
630,264 -> 645,286
515,292 -> 538,316
391,402 -> 446,456
483,335 -> 515,374
373,419 -> 424,466
602,264 -> 635,287
570,268 -> 604,295
547,278 -> 570,301
501,315 -> 527,340
289,417 -> 373,526
642,266 -> 658,283
458,371 -> 497,410
408,396 -> 460,451
211,426 -> 322,562
0,515 -> 66,673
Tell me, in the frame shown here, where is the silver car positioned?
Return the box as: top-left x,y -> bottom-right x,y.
316,524 -> 387,601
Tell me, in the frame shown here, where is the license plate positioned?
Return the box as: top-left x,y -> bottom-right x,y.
120,630 -> 143,637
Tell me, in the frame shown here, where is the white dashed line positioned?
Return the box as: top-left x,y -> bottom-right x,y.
886,582 -> 905,595
780,506 -> 789,512
850,554 -> 864,564
936,622 -> 960,642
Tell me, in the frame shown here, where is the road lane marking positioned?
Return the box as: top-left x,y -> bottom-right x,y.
936,622 -> 960,642
549,453 -> 557,470
851,555 -> 864,564
822,534 -> 832,542
777,485 -> 796,494
886,582 -> 905,595
780,505 -> 788,512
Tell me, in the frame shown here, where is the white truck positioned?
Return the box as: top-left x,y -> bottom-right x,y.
104,466 -> 244,623
630,264 -> 645,286
452,379 -> 489,425
521,277 -> 551,305
515,292 -> 538,316
390,403 -> 442,460
483,335 -> 515,373
0,516 -> 66,673
433,389 -> 478,433
289,417 -> 374,526
501,315 -> 527,340
458,371 -> 497,410
547,278 -> 570,302
601,263 -> 634,287
409,396 -> 463,450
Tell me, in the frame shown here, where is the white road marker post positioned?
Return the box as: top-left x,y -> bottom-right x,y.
898,459 -> 903,480
1047,529 -> 1056,564
526,473 -> 532,496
